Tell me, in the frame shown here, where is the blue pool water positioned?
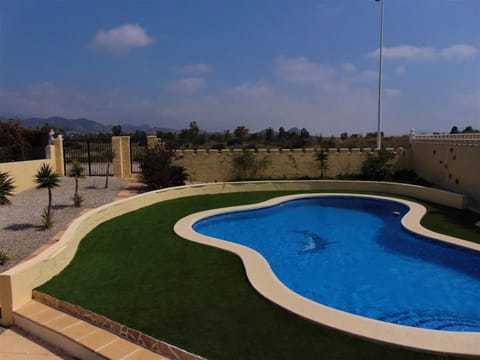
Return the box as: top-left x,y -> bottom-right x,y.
193,196 -> 480,332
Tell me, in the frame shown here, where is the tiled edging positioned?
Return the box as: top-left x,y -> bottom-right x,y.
33,291 -> 205,360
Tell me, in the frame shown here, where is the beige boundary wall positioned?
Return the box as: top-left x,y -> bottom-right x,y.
0,138 -> 65,194
0,180 -> 466,326
0,159 -> 53,195
173,147 -> 409,182
409,142 -> 480,207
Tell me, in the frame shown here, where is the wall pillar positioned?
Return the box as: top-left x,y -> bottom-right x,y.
111,136 -> 132,179
53,137 -> 65,176
0,275 -> 13,326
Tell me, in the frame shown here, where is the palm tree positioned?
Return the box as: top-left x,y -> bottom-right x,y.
0,171 -> 15,206
35,163 -> 60,220
103,149 -> 116,188
68,159 -> 85,206
316,148 -> 329,179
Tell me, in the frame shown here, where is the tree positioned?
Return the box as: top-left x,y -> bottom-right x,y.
233,126 -> 249,142
111,124 -> 123,136
139,146 -> 188,189
68,159 -> 85,207
450,126 -> 459,134
264,127 -> 274,143
278,127 -> 286,139
0,171 -> 15,206
361,149 -> 395,181
103,149 -> 116,188
35,163 -> 60,228
316,148 -> 329,179
300,128 -> 310,139
0,119 -> 27,161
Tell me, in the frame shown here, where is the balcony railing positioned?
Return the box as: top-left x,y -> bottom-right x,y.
410,133 -> 480,147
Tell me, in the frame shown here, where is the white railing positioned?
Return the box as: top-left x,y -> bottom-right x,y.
410,133 -> 480,147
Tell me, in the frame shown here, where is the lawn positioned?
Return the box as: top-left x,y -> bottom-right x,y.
38,191 -> 480,360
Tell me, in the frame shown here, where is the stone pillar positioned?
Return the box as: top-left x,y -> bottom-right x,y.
53,136 -> 65,176
111,136 -> 132,179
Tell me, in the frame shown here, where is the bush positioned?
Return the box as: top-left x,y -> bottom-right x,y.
231,151 -> 271,180
139,146 -> 188,189
392,170 -> 432,187
0,249 -> 8,265
361,149 -> 395,181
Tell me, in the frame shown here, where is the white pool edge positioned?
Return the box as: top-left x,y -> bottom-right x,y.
174,193 -> 480,357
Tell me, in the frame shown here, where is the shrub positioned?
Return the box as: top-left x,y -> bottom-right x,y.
361,149 -> 395,181
392,170 -> 432,187
231,151 -> 271,180
40,207 -> 53,230
0,249 -> 8,265
0,171 -> 15,206
139,146 -> 188,189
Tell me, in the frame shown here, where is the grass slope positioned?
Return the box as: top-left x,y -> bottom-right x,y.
38,191 -> 480,359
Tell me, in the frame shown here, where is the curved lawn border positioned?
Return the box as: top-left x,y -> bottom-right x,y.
174,193 -> 480,357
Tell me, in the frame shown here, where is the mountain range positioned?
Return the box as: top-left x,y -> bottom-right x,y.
15,117 -> 176,134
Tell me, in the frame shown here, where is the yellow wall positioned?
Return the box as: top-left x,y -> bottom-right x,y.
409,143 -> 480,206
0,180 -> 466,325
0,159 -> 53,194
174,148 -> 407,182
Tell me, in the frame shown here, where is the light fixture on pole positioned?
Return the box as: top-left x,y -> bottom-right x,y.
376,0 -> 384,150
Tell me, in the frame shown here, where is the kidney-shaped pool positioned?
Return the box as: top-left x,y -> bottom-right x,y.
174,194 -> 480,355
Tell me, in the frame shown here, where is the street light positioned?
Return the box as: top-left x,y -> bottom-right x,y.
376,0 -> 384,150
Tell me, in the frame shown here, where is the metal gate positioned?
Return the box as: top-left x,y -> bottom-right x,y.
130,141 -> 146,174
63,138 -> 113,176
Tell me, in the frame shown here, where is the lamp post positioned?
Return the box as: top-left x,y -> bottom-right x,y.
376,0 -> 384,150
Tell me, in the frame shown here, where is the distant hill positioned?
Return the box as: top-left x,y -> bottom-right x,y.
18,116 -> 177,134
20,117 -> 109,133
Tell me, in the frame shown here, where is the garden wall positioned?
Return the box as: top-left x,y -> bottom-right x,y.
408,134 -> 480,209
174,147 -> 407,182
0,159 -> 53,194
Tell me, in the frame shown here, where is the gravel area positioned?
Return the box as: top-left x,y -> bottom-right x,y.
0,176 -> 129,273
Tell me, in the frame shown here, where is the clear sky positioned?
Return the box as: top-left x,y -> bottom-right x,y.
1,0 -> 479,135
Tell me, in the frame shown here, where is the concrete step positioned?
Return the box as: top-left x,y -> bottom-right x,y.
14,300 -> 169,360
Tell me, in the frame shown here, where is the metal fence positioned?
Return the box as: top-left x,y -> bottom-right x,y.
130,141 -> 146,174
63,139 -> 113,176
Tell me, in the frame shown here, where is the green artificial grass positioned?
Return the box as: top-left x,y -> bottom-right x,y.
38,191 -> 480,360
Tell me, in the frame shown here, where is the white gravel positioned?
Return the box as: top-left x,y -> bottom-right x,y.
0,176 -> 129,273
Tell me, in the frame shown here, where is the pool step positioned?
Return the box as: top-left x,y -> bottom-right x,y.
378,309 -> 480,331
14,300 -> 171,359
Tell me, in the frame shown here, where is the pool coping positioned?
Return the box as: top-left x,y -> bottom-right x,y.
174,193 -> 480,357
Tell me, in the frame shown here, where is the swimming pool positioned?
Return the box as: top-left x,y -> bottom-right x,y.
174,194 -> 480,355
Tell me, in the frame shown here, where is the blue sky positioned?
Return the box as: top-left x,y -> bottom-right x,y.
1,0 -> 479,135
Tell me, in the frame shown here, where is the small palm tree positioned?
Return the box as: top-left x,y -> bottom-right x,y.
316,148 -> 329,179
68,160 -> 85,207
103,149 -> 116,188
0,171 -> 15,206
35,163 -> 60,226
